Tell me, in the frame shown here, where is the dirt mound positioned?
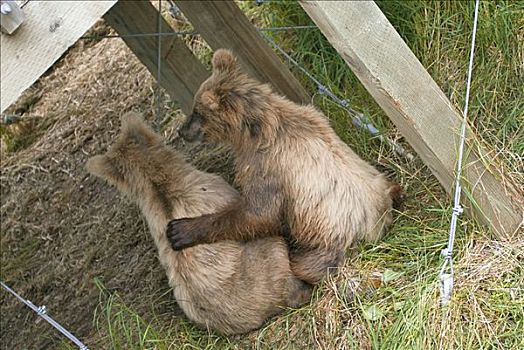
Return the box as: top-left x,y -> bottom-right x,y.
0,30 -> 231,348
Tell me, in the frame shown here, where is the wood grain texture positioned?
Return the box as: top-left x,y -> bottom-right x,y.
300,1 -> 523,238
0,0 -> 117,113
175,0 -> 310,104
104,0 -> 209,116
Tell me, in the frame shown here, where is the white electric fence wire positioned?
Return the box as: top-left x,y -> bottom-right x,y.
439,0 -> 480,306
1,281 -> 89,350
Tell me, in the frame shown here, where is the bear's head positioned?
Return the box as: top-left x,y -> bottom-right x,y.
179,49 -> 274,147
86,112 -> 180,199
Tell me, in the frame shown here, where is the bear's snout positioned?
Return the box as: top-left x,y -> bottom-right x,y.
180,112 -> 203,142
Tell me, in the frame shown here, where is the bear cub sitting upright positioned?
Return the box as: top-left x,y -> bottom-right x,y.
167,49 -> 403,285
87,112 -> 311,335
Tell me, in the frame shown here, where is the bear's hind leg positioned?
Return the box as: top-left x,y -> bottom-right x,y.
286,277 -> 313,308
289,247 -> 345,285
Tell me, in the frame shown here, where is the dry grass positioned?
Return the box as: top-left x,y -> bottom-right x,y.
1,1 -> 523,349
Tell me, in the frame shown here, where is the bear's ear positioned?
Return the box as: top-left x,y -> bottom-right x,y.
120,111 -> 161,147
121,111 -> 151,135
211,49 -> 238,74
86,155 -> 123,184
200,90 -> 220,111
120,111 -> 144,130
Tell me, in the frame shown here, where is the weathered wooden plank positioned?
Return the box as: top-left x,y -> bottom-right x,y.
300,1 -> 523,238
0,0 -> 117,113
175,0 -> 310,104
104,0 -> 209,116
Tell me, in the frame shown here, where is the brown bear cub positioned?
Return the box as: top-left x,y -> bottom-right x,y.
86,112 -> 311,335
167,49 -> 403,285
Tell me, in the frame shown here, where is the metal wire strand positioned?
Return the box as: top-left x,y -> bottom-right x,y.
79,26 -> 316,41
80,31 -> 197,40
260,32 -> 413,160
439,0 -> 480,306
1,281 -> 89,350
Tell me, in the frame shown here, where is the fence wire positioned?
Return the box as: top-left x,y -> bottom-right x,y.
260,32 -> 413,160
438,0 -> 480,306
1,281 -> 89,349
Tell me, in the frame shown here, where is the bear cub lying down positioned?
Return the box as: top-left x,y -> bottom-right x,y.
167,49 -> 403,285
87,112 -> 311,335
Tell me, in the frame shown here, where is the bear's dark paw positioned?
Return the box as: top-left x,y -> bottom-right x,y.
166,217 -> 207,250
389,183 -> 407,210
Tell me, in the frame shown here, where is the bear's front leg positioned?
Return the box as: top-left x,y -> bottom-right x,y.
166,215 -> 213,250
167,179 -> 286,251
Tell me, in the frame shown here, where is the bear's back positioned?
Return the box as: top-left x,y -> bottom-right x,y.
167,171 -> 295,334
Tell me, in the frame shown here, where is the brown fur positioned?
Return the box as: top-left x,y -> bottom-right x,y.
167,49 -> 402,284
86,112 -> 311,335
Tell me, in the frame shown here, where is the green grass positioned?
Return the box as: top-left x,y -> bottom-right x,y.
60,279 -> 240,350
65,1 -> 523,349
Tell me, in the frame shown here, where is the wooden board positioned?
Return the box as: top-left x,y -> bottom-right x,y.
104,0 -> 209,116
175,0 -> 310,105
300,1 -> 523,238
1,1 -> 117,113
